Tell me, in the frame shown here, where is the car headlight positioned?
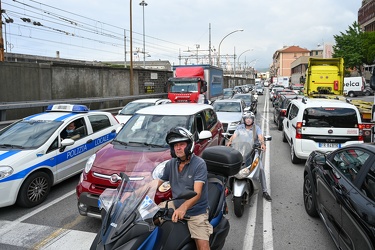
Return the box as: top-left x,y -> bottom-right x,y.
152,160 -> 169,180
0,166 -> 13,179
84,154 -> 96,173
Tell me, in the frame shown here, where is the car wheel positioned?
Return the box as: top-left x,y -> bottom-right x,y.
303,174 -> 318,217
282,131 -> 287,143
365,90 -> 371,96
233,196 -> 245,217
291,142 -> 301,164
16,171 -> 51,208
277,118 -> 282,131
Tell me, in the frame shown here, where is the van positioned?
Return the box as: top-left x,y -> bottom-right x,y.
282,97 -> 363,164
343,77 -> 365,97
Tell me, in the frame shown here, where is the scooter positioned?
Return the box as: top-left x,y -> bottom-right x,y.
90,146 -> 242,250
228,134 -> 272,217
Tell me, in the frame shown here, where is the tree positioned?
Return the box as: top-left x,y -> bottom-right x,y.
362,31 -> 375,65
333,22 -> 364,75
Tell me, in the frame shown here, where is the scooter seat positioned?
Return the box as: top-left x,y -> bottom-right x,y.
207,174 -> 225,221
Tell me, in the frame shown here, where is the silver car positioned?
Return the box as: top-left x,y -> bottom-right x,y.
212,99 -> 249,137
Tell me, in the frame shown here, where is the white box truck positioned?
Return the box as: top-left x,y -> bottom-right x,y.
343,77 -> 365,97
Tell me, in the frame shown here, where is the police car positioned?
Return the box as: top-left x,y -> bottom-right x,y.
0,104 -> 120,208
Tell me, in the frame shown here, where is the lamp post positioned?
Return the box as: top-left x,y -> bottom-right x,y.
237,48 -> 253,69
217,29 -> 243,67
139,0 -> 147,68
129,0 -> 134,95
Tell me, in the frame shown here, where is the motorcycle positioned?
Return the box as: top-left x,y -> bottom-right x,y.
226,133 -> 272,217
90,146 -> 242,250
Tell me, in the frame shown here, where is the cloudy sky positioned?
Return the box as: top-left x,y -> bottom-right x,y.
2,0 -> 361,70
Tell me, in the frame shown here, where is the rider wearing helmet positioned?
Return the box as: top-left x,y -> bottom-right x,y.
227,113 -> 272,202
158,126 -> 213,249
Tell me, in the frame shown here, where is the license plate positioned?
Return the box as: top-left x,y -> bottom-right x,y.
319,143 -> 341,148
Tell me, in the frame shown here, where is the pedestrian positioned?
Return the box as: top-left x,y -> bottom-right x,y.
226,113 -> 272,202
157,126 -> 213,249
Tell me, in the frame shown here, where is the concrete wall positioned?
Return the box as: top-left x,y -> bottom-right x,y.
0,61 -> 172,119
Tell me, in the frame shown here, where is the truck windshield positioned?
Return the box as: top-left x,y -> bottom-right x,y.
170,81 -> 198,93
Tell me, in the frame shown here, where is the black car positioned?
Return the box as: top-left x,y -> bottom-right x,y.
232,93 -> 257,114
303,144 -> 375,249
273,94 -> 301,130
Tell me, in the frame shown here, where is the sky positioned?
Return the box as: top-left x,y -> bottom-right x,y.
1,0 -> 362,70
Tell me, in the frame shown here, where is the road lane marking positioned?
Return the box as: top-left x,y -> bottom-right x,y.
263,89 -> 274,250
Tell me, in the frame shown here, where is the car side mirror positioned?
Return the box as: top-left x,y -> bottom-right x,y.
313,154 -> 327,166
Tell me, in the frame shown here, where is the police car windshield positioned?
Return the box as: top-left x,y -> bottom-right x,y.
0,120 -> 62,148
115,114 -> 191,147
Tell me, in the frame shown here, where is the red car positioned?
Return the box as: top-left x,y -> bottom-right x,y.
76,103 -> 223,218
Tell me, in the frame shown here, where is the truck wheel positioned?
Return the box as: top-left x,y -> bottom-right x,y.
16,171 -> 51,208
348,91 -> 355,97
365,90 -> 371,96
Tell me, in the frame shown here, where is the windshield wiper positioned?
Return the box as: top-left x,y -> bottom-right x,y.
0,144 -> 24,149
113,140 -> 128,146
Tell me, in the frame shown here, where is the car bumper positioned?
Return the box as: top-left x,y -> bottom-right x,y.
0,179 -> 22,208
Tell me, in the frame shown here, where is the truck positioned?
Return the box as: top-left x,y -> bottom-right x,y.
304,57 -> 374,142
167,65 -> 224,103
343,76 -> 366,97
277,76 -> 290,88
304,58 -> 344,96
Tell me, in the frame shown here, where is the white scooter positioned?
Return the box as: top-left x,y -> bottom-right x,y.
228,134 -> 271,217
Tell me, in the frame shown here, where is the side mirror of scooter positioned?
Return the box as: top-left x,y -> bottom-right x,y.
264,135 -> 272,141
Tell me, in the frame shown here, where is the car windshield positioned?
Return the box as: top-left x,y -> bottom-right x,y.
169,81 -> 198,93
115,114 -> 192,147
119,103 -> 155,115
223,90 -> 233,98
233,95 -> 251,105
0,120 -> 62,149
213,102 -> 241,112
303,107 -> 358,128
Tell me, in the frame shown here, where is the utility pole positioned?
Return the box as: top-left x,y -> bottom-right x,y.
0,0 -> 4,61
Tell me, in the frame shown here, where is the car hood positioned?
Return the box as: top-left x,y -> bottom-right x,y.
92,143 -> 171,173
216,112 -> 242,123
115,115 -> 132,125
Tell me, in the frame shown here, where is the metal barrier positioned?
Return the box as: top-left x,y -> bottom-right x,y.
0,93 -> 167,128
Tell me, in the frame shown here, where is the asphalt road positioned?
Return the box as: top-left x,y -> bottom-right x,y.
0,90 -> 340,250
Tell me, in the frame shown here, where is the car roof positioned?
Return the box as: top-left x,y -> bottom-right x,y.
130,98 -> 169,104
292,98 -> 360,108
214,99 -> 242,103
135,103 -> 213,115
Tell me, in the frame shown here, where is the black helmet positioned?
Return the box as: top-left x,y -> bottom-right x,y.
243,112 -> 255,125
166,126 -> 195,158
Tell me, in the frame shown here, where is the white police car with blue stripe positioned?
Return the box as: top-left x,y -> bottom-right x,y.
0,104 -> 120,208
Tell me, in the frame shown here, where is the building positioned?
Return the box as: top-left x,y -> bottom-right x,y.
358,0 -> 375,32
272,46 -> 310,79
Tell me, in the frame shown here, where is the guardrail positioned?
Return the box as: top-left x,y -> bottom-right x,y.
0,93 -> 167,128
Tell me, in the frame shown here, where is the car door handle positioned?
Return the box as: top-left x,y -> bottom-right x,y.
86,139 -> 93,143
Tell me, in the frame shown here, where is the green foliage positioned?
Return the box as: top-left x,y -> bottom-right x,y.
333,22 -> 364,75
363,32 -> 375,65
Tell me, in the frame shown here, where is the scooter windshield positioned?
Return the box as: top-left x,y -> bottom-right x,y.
98,152 -> 161,245
231,135 -> 253,165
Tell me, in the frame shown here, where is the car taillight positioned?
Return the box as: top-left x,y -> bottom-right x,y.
296,122 -> 303,139
358,123 -> 364,141
280,109 -> 287,117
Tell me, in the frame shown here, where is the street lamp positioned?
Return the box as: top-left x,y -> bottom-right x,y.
237,48 -> 253,69
139,0 -> 147,68
217,29 -> 243,67
130,0 -> 134,95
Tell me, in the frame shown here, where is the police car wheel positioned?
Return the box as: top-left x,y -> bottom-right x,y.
17,171 -> 52,208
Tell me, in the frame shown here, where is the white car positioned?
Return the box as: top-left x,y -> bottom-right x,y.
115,98 -> 171,125
212,99 -> 248,137
0,104 -> 120,208
282,98 -> 363,164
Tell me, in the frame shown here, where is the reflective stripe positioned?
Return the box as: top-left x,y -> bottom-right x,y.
0,132 -> 116,183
